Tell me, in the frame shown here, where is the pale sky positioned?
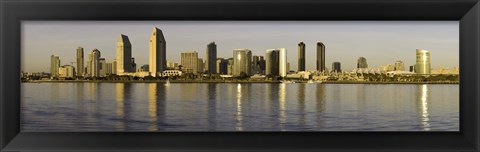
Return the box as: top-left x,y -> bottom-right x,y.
22,21 -> 459,73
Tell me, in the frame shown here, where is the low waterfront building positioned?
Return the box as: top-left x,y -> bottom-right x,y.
161,70 -> 183,77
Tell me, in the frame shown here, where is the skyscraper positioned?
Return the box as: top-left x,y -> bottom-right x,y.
116,34 -> 132,74
265,49 -> 279,77
50,55 -> 60,78
76,47 -> 84,77
99,58 -> 106,77
252,55 -> 265,74
206,42 -> 217,74
298,42 -> 305,71
394,60 -> 405,71
317,42 -> 325,72
357,57 -> 368,68
233,49 -> 252,76
181,51 -> 199,73
88,49 -> 101,77
216,58 -> 228,74
149,27 -> 166,76
332,62 -> 341,73
265,48 -> 287,77
198,58 -> 204,73
227,58 -> 234,75
415,49 -> 431,74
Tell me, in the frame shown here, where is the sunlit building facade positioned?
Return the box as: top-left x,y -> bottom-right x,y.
116,34 -> 132,74
415,49 -> 431,74
181,51 -> 199,73
88,49 -> 101,77
50,55 -> 60,78
233,49 -> 252,76
395,60 -> 405,71
76,47 -> 84,77
58,65 -> 75,78
149,27 -> 167,76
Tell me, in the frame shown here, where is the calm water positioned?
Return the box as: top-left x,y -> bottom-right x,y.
21,83 -> 459,131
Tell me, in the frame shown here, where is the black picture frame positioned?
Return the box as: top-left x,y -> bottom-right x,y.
1,0 -> 479,151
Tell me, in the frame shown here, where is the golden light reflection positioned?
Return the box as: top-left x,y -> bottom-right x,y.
279,83 -> 286,130
420,84 -> 431,131
236,83 -> 243,131
148,83 -> 158,131
115,83 -> 125,130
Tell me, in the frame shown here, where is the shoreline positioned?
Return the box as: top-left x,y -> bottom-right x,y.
22,80 -> 459,84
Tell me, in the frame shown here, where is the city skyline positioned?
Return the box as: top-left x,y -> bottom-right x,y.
22,21 -> 459,73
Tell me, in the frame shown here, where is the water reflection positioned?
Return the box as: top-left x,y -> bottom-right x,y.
279,83 -> 287,130
416,84 -> 431,131
297,83 -> 306,127
207,83 -> 217,130
115,83 -> 125,130
236,83 -> 243,131
147,83 -> 167,131
316,84 -> 326,128
21,83 -> 458,131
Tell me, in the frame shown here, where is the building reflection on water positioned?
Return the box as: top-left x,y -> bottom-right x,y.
20,82 -> 459,131
416,84 -> 431,131
236,83 -> 243,131
297,83 -> 306,127
207,83 -> 217,130
316,84 -> 326,128
147,83 -> 167,131
279,83 -> 287,130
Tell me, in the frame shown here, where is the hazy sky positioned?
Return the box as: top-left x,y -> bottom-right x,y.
22,21 -> 459,73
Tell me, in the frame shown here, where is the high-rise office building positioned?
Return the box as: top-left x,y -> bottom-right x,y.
99,58 -> 106,77
216,58 -> 228,74
149,27 -> 167,76
332,62 -> 341,73
252,55 -> 265,74
88,49 -> 101,77
279,48 -> 287,77
357,57 -> 368,68
112,60 -> 117,75
76,47 -> 84,77
266,49 -> 279,77
233,49 -> 252,76
106,62 -> 114,75
265,48 -> 287,77
206,42 -> 217,74
198,58 -> 204,73
317,42 -> 325,72
50,55 -> 60,78
116,34 -> 132,74
394,60 -> 405,71
415,49 -> 431,74
181,51 -> 199,73
298,42 -> 305,71
227,58 -> 234,75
